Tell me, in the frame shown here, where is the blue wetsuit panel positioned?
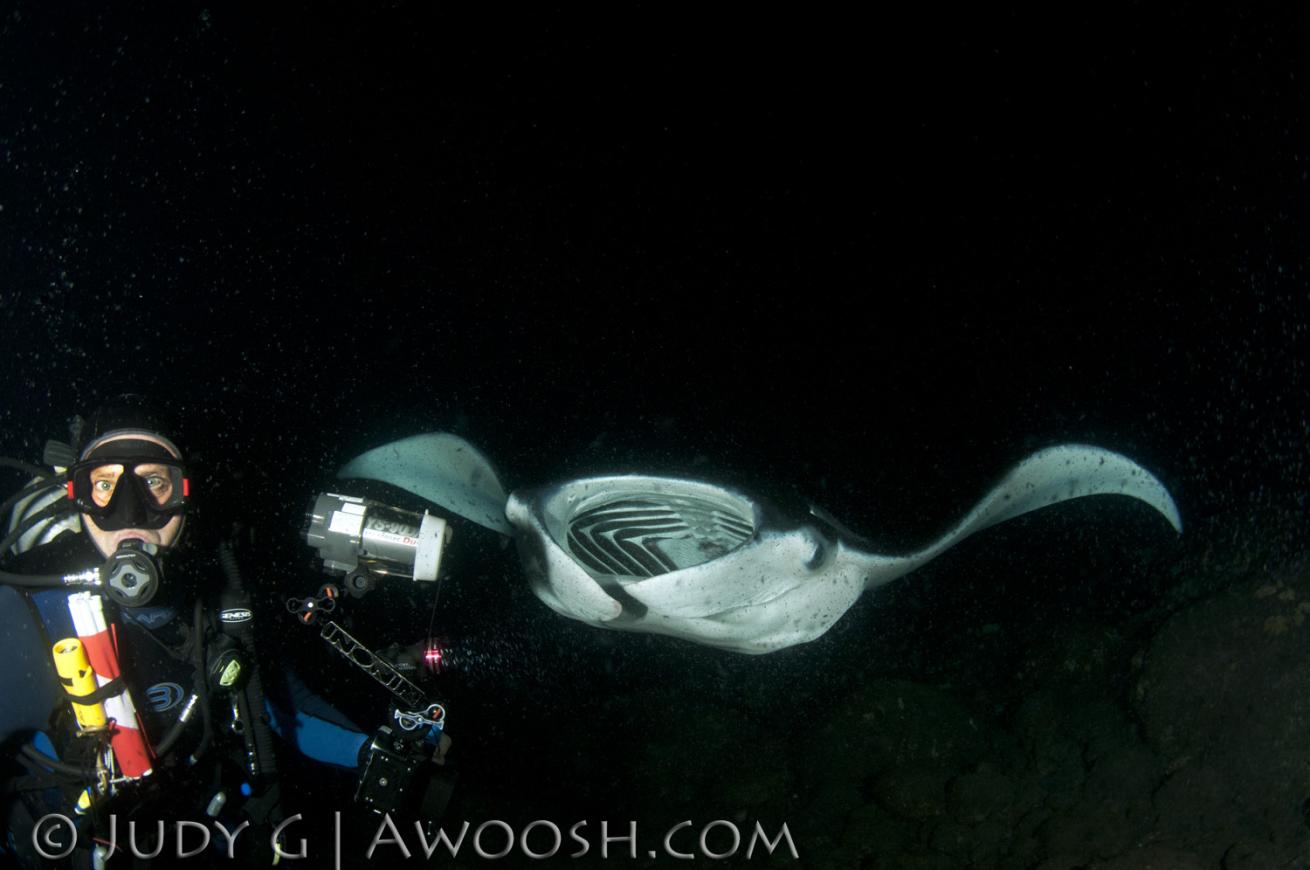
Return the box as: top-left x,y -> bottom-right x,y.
266,670 -> 367,768
0,587 -> 64,743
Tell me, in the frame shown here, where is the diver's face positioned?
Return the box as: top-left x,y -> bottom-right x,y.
88,462 -> 178,508
82,433 -> 185,558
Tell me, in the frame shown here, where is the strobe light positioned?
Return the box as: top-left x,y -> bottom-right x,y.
304,493 -> 450,583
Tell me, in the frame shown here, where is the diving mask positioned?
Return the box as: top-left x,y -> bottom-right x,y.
68,438 -> 190,532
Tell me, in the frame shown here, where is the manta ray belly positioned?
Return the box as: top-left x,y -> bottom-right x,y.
505,475 -> 877,652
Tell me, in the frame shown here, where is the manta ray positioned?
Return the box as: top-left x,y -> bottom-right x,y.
339,434 -> 1180,654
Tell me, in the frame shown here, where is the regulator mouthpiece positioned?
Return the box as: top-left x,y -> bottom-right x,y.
304,493 -> 450,584
101,540 -> 161,607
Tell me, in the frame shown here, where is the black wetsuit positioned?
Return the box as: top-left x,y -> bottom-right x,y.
0,532 -> 366,868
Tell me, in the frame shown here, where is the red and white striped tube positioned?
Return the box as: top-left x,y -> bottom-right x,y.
67,592 -> 154,778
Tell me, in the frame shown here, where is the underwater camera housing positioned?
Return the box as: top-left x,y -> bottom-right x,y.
357,724 -> 458,823
356,725 -> 424,815
304,493 -> 451,596
298,493 -> 458,822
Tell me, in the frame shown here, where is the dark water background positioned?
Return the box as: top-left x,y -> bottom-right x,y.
1,3 -> 1307,866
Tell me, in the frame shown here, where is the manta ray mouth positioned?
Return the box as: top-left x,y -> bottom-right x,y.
541,480 -> 758,580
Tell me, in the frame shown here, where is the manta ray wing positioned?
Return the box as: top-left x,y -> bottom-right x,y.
337,432 -> 513,535
855,442 -> 1182,590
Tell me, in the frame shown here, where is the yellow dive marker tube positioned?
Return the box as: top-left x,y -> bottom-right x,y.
53,638 -> 107,728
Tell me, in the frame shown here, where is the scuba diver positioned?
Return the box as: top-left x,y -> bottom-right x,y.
0,399 -> 382,867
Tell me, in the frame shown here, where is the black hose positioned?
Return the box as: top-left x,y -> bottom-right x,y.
216,542 -> 279,785
150,695 -> 198,759
0,476 -> 63,526
153,600 -> 212,760
0,503 -> 81,587
0,458 -> 53,479
189,598 -> 213,764
0,568 -> 69,587
0,500 -> 70,556
19,743 -> 96,781
0,501 -> 86,588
